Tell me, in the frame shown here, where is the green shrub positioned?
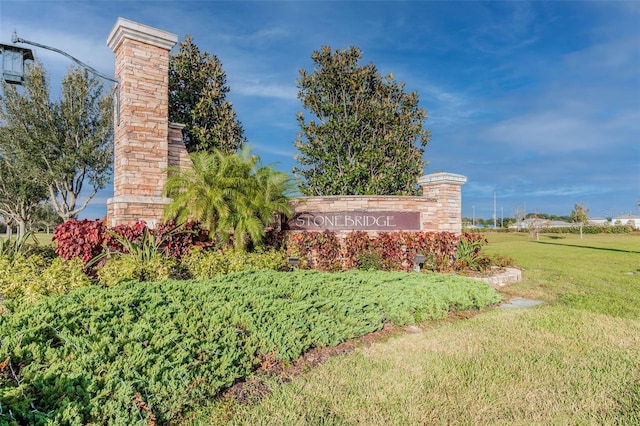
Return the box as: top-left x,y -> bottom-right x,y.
0,255 -> 89,302
0,232 -> 43,264
356,250 -> 384,270
454,233 -> 488,271
0,254 -> 46,301
0,270 -> 499,424
182,248 -> 289,280
39,257 -> 91,295
227,249 -> 289,274
97,254 -> 176,287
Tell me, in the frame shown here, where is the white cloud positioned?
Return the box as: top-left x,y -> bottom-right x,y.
232,79 -> 297,100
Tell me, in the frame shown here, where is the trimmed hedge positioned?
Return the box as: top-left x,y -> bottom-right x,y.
0,270 -> 499,425
488,225 -> 634,234
286,231 -> 487,272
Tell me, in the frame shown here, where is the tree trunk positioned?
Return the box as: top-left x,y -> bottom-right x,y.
17,220 -> 26,240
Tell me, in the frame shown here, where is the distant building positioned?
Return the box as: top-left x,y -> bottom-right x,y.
588,217 -> 610,226
612,215 -> 640,229
508,218 -> 572,230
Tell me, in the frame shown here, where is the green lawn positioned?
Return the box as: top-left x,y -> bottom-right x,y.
207,233 -> 640,425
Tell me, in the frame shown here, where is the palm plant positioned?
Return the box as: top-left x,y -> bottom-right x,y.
164,148 -> 294,250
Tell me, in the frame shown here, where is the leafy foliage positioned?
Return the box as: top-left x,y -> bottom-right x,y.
570,203 -> 590,225
169,35 -> 246,153
97,254 -> 176,287
355,250 -> 384,271
287,231 -> 343,271
294,45 -> 430,196
0,129 -> 49,238
287,231 -> 481,273
181,248 -> 289,280
52,219 -> 106,264
453,233 -> 489,271
0,231 -> 37,264
164,149 -> 293,250
53,219 -> 211,267
0,270 -> 498,424
0,255 -> 89,301
0,64 -> 113,221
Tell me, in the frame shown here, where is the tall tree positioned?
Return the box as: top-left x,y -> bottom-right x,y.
169,35 -> 246,154
0,64 -> 113,221
293,46 -> 430,196
0,127 -> 49,238
163,148 -> 293,250
571,203 -> 590,239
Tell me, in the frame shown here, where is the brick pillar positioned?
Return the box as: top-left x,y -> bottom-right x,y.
105,18 -> 178,228
417,172 -> 467,233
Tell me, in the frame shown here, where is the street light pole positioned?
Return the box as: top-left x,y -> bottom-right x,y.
10,31 -> 120,123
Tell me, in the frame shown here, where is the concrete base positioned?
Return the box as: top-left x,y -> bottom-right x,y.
497,298 -> 544,309
468,267 -> 522,288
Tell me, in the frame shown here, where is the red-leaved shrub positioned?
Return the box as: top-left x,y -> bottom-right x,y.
54,219 -> 212,266
52,219 -> 107,263
286,230 -> 484,272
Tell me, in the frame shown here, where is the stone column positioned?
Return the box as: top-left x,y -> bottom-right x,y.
417,172 -> 467,233
105,18 -> 178,227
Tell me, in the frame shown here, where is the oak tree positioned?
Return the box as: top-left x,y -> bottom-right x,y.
0,127 -> 49,238
293,46 -> 430,196
0,64 -> 113,222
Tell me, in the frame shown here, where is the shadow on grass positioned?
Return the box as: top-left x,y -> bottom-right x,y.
535,241 -> 640,254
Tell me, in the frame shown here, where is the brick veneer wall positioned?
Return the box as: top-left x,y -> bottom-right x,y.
168,123 -> 191,172
292,172 -> 467,234
105,18 -> 179,227
417,172 -> 468,233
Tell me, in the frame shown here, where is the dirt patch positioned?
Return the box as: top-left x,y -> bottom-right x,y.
221,309 -> 486,406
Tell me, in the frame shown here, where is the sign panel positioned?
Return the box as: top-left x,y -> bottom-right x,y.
287,211 -> 421,231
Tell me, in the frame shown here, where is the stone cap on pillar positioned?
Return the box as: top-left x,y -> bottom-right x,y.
418,172 -> 467,188
107,17 -> 178,51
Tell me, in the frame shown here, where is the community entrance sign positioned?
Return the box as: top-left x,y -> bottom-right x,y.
103,18 -> 467,234
288,211 -> 421,231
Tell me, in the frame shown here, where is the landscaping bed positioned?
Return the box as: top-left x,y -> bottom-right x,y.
0,269 -> 499,425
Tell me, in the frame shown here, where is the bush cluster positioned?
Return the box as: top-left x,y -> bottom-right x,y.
53,219 -> 212,266
3,221 -> 493,304
182,248 -> 289,280
286,231 -> 488,272
538,225 -> 634,234
493,225 -> 634,234
0,270 -> 500,425
0,255 -> 90,301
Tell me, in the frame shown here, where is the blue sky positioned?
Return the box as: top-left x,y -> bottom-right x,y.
1,1 -> 639,221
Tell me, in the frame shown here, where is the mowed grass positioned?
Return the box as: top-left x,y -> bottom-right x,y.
204,233 -> 640,425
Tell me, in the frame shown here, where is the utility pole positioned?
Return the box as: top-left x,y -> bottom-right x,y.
493,192 -> 497,229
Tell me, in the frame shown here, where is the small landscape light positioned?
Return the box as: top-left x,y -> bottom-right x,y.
414,254 -> 426,272
288,256 -> 300,269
